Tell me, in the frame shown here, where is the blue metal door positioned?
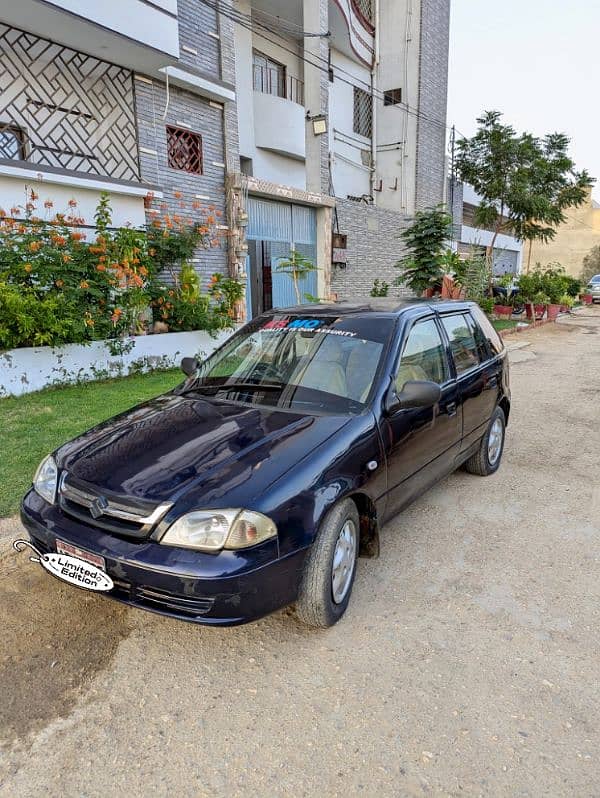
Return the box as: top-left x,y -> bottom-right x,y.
271,257 -> 318,308
245,198 -> 318,317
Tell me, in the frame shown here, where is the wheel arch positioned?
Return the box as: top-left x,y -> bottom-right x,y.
349,492 -> 380,558
499,396 -> 511,425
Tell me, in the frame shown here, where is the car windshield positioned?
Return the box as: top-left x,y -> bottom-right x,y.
179,313 -> 394,415
591,275 -> 600,283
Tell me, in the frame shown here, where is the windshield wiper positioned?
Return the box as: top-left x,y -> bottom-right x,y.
178,382 -> 285,396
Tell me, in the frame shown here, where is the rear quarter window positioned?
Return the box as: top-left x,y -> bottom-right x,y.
469,306 -> 504,356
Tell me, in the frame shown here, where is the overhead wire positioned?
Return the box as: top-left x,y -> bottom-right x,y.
204,0 -> 458,135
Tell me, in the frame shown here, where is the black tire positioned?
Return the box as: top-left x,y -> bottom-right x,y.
296,498 -> 359,628
464,406 -> 506,476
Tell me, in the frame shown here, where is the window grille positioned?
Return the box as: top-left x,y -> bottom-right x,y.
352,0 -> 375,25
166,126 -> 203,175
353,87 -> 373,139
384,88 -> 402,106
0,124 -> 25,160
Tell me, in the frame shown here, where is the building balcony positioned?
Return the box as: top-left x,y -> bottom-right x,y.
0,0 -> 180,73
253,69 -> 306,161
253,93 -> 306,161
329,0 -> 376,66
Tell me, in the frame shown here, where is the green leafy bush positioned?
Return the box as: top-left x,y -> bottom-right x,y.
394,206 -> 453,295
370,279 -> 389,297
0,191 -> 241,349
517,263 -> 570,304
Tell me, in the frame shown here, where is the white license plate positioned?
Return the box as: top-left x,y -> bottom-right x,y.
56,539 -> 105,569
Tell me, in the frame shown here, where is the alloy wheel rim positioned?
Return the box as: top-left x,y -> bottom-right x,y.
488,418 -> 504,465
331,519 -> 357,604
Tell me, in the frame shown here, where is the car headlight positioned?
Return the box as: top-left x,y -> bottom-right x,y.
33,454 -> 58,505
160,509 -> 277,552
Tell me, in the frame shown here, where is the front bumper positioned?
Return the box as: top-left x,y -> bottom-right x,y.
20,490 -> 308,626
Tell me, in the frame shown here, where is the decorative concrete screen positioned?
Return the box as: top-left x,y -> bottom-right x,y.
0,24 -> 140,181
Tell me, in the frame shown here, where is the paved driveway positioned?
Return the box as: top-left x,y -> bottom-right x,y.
1,308 -> 599,797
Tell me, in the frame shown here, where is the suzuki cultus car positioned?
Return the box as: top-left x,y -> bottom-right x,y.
20,300 -> 510,627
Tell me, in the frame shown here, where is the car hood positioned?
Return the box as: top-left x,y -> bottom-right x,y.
56,393 -> 351,505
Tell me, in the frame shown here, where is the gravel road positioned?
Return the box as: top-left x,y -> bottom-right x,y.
1,307 -> 599,797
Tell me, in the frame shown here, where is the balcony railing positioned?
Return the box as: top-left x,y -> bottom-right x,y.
253,65 -> 305,106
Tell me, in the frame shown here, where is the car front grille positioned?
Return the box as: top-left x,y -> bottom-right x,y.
58,472 -> 172,539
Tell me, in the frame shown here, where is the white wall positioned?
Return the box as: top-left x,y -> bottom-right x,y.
234,6 -> 307,190
375,0 -> 420,215
41,0 -> 180,56
0,174 -> 148,229
329,49 -> 372,199
461,226 -> 523,273
0,330 -> 233,398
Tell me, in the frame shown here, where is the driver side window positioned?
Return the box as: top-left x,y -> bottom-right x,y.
395,318 -> 448,393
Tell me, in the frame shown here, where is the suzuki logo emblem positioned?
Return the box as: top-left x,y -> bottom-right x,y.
89,495 -> 109,519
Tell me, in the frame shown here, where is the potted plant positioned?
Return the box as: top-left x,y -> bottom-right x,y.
394,206 -> 452,298
540,264 -> 569,320
559,294 -> 574,313
493,294 -> 514,317
531,291 -> 549,320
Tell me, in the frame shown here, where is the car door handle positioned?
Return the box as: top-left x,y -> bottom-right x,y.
444,401 -> 457,417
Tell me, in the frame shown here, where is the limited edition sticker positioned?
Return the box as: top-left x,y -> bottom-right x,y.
13,539 -> 114,592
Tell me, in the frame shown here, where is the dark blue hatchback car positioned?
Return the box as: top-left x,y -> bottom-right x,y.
21,300 -> 510,627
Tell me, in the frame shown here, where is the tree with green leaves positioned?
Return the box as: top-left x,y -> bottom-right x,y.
394,205 -> 453,295
276,250 -> 318,304
455,111 -> 594,279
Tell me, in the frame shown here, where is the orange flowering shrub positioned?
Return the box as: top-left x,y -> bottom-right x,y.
0,189 -> 239,348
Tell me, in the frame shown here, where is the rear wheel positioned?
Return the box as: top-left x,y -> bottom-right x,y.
296,499 -> 359,628
464,406 -> 506,476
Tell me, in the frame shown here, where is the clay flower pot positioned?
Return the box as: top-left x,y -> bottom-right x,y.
546,303 -> 561,321
494,305 -> 513,317
526,302 -> 546,320
580,293 -> 593,305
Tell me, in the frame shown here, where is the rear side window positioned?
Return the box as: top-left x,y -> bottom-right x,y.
470,305 -> 504,356
441,314 -> 481,375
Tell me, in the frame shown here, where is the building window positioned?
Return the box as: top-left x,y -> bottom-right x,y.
253,50 -> 286,99
166,126 -> 203,174
353,87 -> 372,138
0,124 -> 26,160
384,88 -> 402,106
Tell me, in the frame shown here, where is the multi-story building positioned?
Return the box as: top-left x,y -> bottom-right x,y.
0,0 -> 451,318
230,0 -> 451,315
0,0 -> 237,283
449,180 -> 523,276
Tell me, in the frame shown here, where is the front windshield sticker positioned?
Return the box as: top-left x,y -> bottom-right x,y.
261,318 -> 357,337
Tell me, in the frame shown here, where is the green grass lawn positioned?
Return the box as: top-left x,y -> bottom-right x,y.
0,370 -> 181,518
491,319 -> 520,332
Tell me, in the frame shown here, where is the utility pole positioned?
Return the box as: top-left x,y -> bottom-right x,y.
449,125 -> 456,243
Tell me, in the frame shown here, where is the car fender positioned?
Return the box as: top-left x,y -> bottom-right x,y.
257,411 -> 386,558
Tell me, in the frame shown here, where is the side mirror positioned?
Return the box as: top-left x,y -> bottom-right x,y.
181,357 -> 199,377
385,380 -> 441,413
398,380 -> 441,409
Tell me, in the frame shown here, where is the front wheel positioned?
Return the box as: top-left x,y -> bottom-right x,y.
296,499 -> 359,628
464,406 -> 506,476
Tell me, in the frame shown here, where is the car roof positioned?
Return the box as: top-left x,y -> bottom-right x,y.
269,298 -> 478,317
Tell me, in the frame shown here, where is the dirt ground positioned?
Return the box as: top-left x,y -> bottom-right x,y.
0,307 -> 599,797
